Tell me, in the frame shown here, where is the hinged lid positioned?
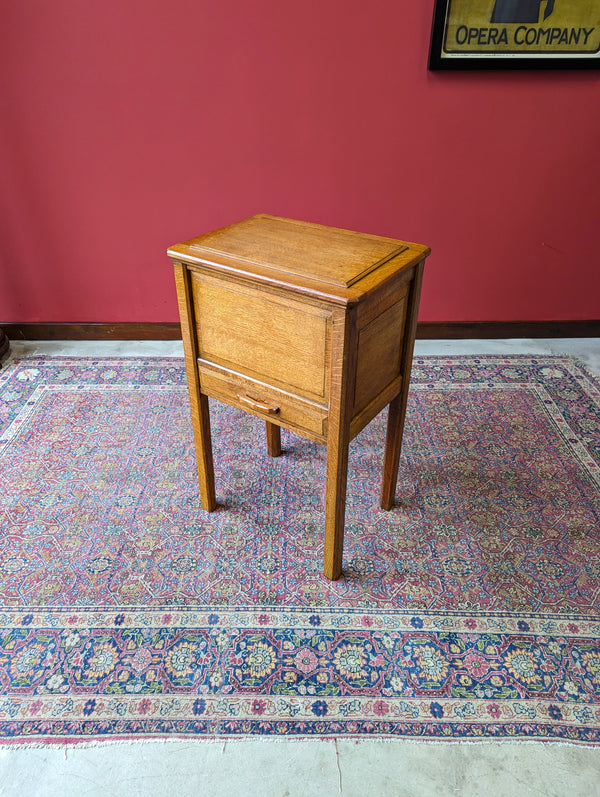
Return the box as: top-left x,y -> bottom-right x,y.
169,215 -> 409,289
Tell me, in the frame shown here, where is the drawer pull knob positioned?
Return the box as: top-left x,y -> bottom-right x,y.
237,393 -> 280,415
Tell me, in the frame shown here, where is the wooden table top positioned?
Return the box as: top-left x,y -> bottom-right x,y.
168,214 -> 430,306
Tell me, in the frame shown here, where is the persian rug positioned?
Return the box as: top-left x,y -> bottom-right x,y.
0,355 -> 599,745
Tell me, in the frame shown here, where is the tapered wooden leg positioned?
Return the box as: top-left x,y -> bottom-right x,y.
323,307 -> 357,581
380,392 -> 406,510
381,260 -> 424,511
173,261 -> 217,512
266,421 -> 282,457
324,427 -> 351,581
194,392 -> 217,511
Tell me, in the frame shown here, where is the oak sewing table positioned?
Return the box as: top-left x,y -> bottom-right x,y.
168,215 -> 429,580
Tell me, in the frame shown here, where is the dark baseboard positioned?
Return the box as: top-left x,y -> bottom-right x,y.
2,323 -> 182,341
1,320 -> 599,342
0,328 -> 10,364
416,320 -> 600,339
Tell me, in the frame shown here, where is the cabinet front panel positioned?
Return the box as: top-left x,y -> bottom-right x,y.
192,274 -> 331,403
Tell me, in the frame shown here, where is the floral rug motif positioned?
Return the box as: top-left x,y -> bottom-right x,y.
0,355 -> 599,744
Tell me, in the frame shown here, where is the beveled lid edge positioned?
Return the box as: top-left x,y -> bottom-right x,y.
167,215 -> 430,301
184,240 -> 409,288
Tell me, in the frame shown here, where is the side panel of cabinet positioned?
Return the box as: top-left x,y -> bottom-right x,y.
353,286 -> 408,415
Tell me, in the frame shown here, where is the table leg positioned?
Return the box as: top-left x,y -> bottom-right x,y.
380,259 -> 424,511
380,392 -> 406,510
323,307 -> 357,581
324,428 -> 350,581
191,392 -> 217,512
266,421 -> 282,457
173,261 -> 217,512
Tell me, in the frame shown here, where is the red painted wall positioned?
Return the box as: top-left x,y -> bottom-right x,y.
1,0 -> 599,324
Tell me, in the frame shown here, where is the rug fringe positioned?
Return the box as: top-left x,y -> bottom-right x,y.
0,735 -> 599,750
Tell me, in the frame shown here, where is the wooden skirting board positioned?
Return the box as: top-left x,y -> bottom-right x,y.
1,323 -> 183,341
416,320 -> 600,339
0,321 -> 599,342
0,328 -> 10,363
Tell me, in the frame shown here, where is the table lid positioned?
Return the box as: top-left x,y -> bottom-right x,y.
168,215 -> 412,289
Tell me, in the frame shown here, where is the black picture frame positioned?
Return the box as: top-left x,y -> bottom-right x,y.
428,0 -> 600,69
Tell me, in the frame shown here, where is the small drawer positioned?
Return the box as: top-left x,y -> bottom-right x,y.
198,363 -> 328,442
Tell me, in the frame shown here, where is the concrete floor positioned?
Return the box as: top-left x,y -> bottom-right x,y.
1,338 -> 599,797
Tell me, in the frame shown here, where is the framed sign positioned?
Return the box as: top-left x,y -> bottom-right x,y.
429,0 -> 600,68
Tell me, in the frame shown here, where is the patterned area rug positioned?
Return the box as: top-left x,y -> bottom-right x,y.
0,355 -> 599,744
